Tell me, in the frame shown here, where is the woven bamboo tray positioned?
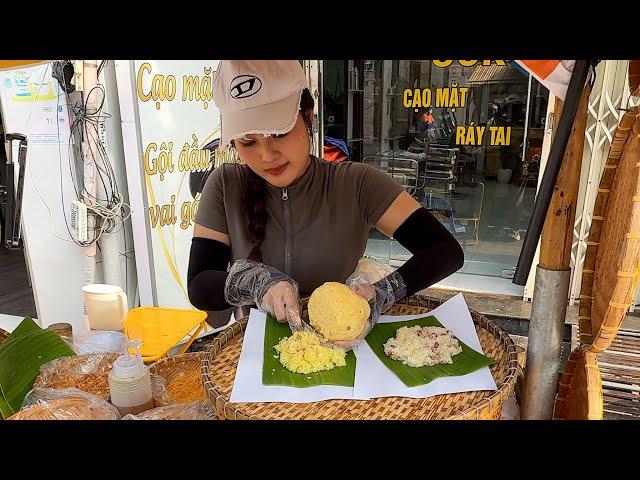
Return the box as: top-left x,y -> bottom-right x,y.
149,352 -> 206,406
202,295 -> 518,420
554,347 -> 603,420
33,353 -> 119,401
579,107 -> 640,352
629,60 -> 640,96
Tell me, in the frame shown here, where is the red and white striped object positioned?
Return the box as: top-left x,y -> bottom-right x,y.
516,60 -> 576,101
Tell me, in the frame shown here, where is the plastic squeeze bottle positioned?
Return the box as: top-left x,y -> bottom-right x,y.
108,340 -> 154,416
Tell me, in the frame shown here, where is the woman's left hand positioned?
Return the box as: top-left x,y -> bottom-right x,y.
321,281 -> 375,351
351,281 -> 376,302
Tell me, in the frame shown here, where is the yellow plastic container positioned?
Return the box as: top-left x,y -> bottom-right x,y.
123,307 -> 207,363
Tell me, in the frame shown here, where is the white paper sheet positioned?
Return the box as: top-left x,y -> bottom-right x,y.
352,293 -> 498,399
229,309 -> 363,403
229,294 -> 498,404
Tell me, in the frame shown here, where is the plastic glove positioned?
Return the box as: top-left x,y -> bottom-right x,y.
224,259 -> 302,326
321,318 -> 372,351
260,280 -> 302,326
350,268 -> 407,322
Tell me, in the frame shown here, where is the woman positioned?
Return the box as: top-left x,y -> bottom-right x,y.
188,60 -> 463,349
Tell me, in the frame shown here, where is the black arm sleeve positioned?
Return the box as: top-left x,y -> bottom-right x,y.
187,237 -> 232,311
375,208 -> 464,297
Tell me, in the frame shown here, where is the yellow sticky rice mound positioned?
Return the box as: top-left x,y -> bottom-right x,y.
308,282 -> 370,341
274,331 -> 346,374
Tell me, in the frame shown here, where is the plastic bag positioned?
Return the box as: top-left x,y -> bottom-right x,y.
72,330 -> 126,355
150,367 -> 206,406
34,352 -> 120,400
348,257 -> 396,284
150,373 -> 171,405
10,387 -> 121,420
224,258 -> 300,323
121,400 -> 216,420
347,258 -> 407,322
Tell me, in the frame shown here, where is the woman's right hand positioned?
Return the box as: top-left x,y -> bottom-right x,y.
259,281 -> 302,325
224,259 -> 301,326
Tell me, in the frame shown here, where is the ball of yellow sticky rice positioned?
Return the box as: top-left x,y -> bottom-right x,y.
308,282 -> 371,341
274,331 -> 346,374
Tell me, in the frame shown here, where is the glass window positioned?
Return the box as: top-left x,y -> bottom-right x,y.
323,60 -> 549,295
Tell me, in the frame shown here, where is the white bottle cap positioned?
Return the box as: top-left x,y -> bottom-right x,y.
112,339 -> 145,379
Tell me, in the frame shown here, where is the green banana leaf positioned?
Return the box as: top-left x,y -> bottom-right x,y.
365,316 -> 494,388
3,317 -> 40,345
0,319 -> 75,418
262,315 -> 356,388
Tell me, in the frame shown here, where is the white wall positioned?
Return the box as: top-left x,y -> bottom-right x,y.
0,64 -> 86,332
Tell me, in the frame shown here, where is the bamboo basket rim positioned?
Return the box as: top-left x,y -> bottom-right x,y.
629,60 -> 640,97
579,107 -> 640,352
201,295 -> 519,420
553,347 -> 603,420
149,351 -> 206,406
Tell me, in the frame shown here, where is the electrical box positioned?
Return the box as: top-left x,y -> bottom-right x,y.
73,60 -> 84,92
71,200 -> 87,242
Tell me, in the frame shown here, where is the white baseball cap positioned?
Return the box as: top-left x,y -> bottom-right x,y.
213,60 -> 309,147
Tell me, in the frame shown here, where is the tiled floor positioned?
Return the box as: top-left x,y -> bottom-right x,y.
0,246 -> 37,318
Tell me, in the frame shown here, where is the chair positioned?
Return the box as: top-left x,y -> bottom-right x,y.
363,155 -> 420,196
451,182 -> 485,245
423,193 -> 468,250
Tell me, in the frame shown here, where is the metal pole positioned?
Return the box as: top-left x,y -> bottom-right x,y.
520,80 -> 592,419
96,62 -> 124,292
521,74 -> 532,165
520,267 -> 571,419
82,60 -> 99,332
513,60 -> 591,286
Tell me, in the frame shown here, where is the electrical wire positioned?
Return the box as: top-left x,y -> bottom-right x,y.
97,60 -> 108,78
51,63 -> 132,248
28,163 -> 77,243
10,61 -> 133,294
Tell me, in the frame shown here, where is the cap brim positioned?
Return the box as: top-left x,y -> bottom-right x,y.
220,89 -> 303,147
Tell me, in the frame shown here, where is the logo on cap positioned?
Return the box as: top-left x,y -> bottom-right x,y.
230,75 -> 263,99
